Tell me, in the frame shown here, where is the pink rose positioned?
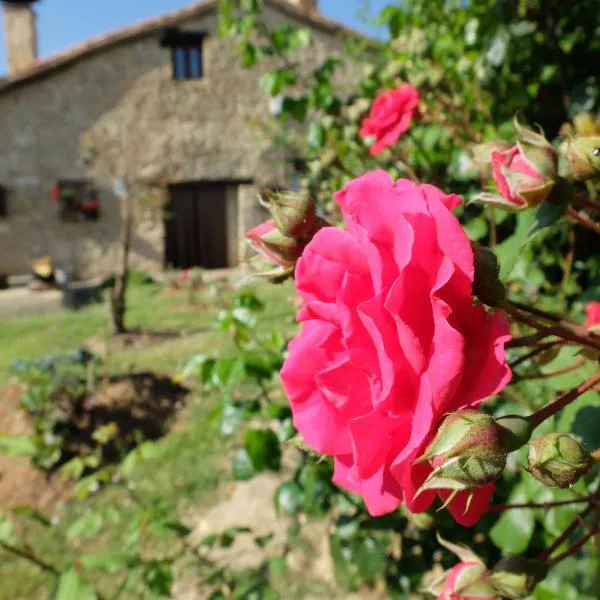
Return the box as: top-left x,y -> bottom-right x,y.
491,144 -> 555,209
585,301 -> 600,328
280,170 -> 511,526
439,562 -> 496,600
360,84 -> 420,156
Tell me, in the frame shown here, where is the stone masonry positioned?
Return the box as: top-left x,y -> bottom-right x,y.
0,0 -> 358,278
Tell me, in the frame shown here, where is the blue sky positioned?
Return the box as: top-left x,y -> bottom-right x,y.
0,0 -> 389,75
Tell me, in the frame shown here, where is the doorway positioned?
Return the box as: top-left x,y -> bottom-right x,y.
164,182 -> 237,269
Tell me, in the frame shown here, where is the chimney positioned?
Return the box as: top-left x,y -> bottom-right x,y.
3,1 -> 38,76
285,0 -> 318,13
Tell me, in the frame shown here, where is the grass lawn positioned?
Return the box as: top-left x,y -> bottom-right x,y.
0,274 -> 297,598
0,277 -> 296,381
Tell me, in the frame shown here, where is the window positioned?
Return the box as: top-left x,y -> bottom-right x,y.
0,186 -> 7,217
52,180 -> 99,222
160,28 -> 207,81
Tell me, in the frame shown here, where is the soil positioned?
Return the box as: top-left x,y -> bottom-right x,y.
0,373 -> 189,513
0,385 -> 69,513
176,452 -> 387,600
60,372 -> 189,467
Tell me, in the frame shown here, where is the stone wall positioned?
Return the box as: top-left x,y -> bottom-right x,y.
0,4 -> 355,278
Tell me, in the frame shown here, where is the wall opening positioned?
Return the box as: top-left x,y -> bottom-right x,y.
164,181 -> 239,270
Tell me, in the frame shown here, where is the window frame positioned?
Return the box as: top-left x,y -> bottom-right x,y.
160,28 -> 207,81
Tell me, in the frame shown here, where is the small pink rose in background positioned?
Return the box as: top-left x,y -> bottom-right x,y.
281,170 -> 511,526
360,84 -> 420,156
584,301 -> 600,328
491,144 -> 555,209
438,562 -> 495,600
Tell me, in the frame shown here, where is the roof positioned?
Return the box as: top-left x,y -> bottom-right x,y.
0,0 -> 365,93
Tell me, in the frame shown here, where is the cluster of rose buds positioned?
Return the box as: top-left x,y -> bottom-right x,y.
245,189 -> 328,280
473,115 -> 600,212
417,409 -> 591,498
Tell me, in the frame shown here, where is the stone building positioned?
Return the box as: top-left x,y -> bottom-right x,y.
0,0 -> 358,278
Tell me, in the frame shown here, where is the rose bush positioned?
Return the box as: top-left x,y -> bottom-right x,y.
281,170 -> 511,526
359,83 -> 420,156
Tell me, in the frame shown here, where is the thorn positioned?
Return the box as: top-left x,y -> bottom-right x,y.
437,490 -> 459,512
464,491 -> 474,515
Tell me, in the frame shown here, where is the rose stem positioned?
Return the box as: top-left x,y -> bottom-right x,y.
573,195 -> 600,215
508,341 -> 563,369
528,371 -> 600,428
513,356 -> 587,381
489,495 -> 594,512
504,303 -> 600,352
566,207 -> 600,236
510,301 -> 571,324
538,504 -> 596,560
547,517 -> 600,566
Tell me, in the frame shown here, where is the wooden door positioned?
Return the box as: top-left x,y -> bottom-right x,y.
164,182 -> 232,269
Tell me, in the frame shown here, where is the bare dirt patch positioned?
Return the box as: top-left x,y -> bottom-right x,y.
0,374 -> 189,512
0,385 -> 69,512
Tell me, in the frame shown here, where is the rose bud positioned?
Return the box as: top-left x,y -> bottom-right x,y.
476,118 -> 558,211
417,411 -> 507,495
245,220 -> 303,269
573,113 -> 600,137
562,136 -> 600,181
490,556 -> 548,599
526,433 -> 592,488
471,140 -> 512,180
436,562 -> 497,600
258,188 -> 321,239
427,535 -> 498,599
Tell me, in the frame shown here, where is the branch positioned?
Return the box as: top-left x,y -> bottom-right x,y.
566,207 -> 600,236
508,340 -> 562,369
0,540 -> 60,576
490,495 -> 594,513
528,371 -> 600,428
548,514 -> 600,566
504,302 -> 600,352
514,356 -> 587,381
573,195 -> 600,215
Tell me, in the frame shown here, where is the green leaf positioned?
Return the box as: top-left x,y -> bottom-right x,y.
525,200 -> 566,243
275,481 -> 304,516
0,435 -> 37,457
244,428 -> 281,472
55,569 -> 96,600
142,561 -> 173,597
232,448 -> 256,481
81,551 -> 140,573
282,97 -> 309,122
11,505 -> 51,527
307,123 -> 326,149
490,484 -> 535,553
354,536 -> 386,581
496,210 -> 537,281
67,512 -> 104,541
